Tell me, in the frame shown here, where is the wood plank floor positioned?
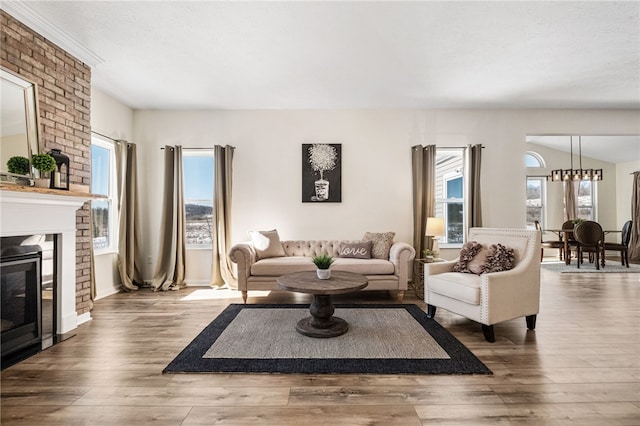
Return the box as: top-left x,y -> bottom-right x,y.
2,264 -> 639,425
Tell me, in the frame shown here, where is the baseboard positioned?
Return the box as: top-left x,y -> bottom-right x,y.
186,280 -> 212,287
77,312 -> 92,325
95,286 -> 120,301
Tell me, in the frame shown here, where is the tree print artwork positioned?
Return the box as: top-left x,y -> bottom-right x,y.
302,143 -> 341,202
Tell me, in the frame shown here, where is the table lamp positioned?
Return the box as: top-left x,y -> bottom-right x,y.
425,217 -> 445,255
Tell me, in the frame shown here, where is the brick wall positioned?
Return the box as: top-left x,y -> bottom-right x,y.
1,10 -> 93,315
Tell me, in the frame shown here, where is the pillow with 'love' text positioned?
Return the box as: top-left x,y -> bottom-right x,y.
338,241 -> 373,259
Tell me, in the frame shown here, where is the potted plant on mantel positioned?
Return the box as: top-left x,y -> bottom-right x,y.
31,153 -> 56,188
7,156 -> 30,176
312,254 -> 334,280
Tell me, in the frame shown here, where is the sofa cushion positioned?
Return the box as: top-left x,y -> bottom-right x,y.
251,256 -> 315,276
332,258 -> 394,274
248,229 -> 285,259
338,241 -> 372,259
427,272 -> 481,305
362,232 -> 395,259
250,256 -> 395,276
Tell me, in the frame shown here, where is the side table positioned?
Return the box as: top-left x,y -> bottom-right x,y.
412,258 -> 445,299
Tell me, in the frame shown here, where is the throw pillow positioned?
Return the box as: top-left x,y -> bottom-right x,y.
466,247 -> 488,275
453,241 -> 483,273
362,232 -> 395,259
248,229 -> 285,260
484,243 -> 516,273
338,241 -> 372,259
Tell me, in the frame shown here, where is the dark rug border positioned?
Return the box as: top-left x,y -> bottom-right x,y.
163,304 -> 492,375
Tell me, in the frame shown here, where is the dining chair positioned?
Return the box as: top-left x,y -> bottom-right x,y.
573,221 -> 604,270
534,220 -> 564,261
604,220 -> 632,267
561,220 -> 580,263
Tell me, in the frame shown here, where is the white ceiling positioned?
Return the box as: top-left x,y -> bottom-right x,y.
5,1 -> 640,110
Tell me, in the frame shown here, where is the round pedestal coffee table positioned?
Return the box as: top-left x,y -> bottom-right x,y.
276,270 -> 368,338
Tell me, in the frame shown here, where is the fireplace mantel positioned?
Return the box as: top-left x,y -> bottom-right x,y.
1,184 -> 94,335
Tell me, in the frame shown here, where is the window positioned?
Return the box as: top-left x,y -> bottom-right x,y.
435,149 -> 465,245
183,150 -> 214,248
525,151 -> 547,228
526,177 -> 545,228
577,180 -> 596,221
91,136 -> 117,253
525,151 -> 546,168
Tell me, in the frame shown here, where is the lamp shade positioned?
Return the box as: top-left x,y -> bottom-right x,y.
425,217 -> 445,237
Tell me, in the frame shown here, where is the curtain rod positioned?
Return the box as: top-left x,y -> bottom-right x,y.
160,147 -> 214,150
412,145 -> 485,149
91,130 -> 123,142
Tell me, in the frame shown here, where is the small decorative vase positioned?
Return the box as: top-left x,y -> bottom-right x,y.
425,255 -> 434,263
34,177 -> 49,188
316,269 -> 331,280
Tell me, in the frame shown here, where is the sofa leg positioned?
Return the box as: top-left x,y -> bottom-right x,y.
242,291 -> 247,303
426,304 -> 436,319
482,324 -> 496,343
396,290 -> 405,302
526,314 -> 537,330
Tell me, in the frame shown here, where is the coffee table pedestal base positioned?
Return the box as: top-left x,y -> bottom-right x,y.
296,294 -> 348,338
296,316 -> 348,338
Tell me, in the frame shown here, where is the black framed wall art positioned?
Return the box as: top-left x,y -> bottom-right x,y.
302,143 -> 341,203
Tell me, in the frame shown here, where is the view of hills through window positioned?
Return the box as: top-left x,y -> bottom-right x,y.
183,154 -> 214,246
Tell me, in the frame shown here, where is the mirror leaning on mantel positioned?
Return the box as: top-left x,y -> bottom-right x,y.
0,67 -> 41,185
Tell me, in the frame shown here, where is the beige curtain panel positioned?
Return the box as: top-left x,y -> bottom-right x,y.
88,205 -> 96,309
411,145 -> 436,258
629,171 -> 640,262
209,145 -> 237,289
115,141 -> 144,291
465,144 -> 483,228
563,180 -> 578,221
152,145 -> 187,291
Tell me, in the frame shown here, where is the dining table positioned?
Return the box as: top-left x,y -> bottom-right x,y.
544,227 -> 618,267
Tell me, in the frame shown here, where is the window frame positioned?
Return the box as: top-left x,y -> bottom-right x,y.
183,149 -> 215,250
91,135 -> 118,255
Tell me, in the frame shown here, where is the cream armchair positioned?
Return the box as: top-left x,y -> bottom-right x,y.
424,228 -> 541,342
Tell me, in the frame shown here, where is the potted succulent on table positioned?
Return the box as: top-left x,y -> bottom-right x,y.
312,254 -> 334,279
31,153 -> 56,188
423,248 -> 437,263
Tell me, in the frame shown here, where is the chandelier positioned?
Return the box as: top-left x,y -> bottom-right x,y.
548,136 -> 603,182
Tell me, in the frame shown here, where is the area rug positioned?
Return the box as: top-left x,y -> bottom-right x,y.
164,304 -> 491,375
541,261 -> 640,273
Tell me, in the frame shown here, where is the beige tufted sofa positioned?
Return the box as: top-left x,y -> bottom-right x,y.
229,240 -> 415,303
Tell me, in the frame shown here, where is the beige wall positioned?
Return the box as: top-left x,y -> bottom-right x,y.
133,109 -> 639,281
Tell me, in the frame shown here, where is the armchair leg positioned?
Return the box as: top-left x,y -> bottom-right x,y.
481,325 -> 495,343
426,304 -> 437,319
526,314 -> 537,330
242,291 -> 247,303
396,290 -> 405,302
